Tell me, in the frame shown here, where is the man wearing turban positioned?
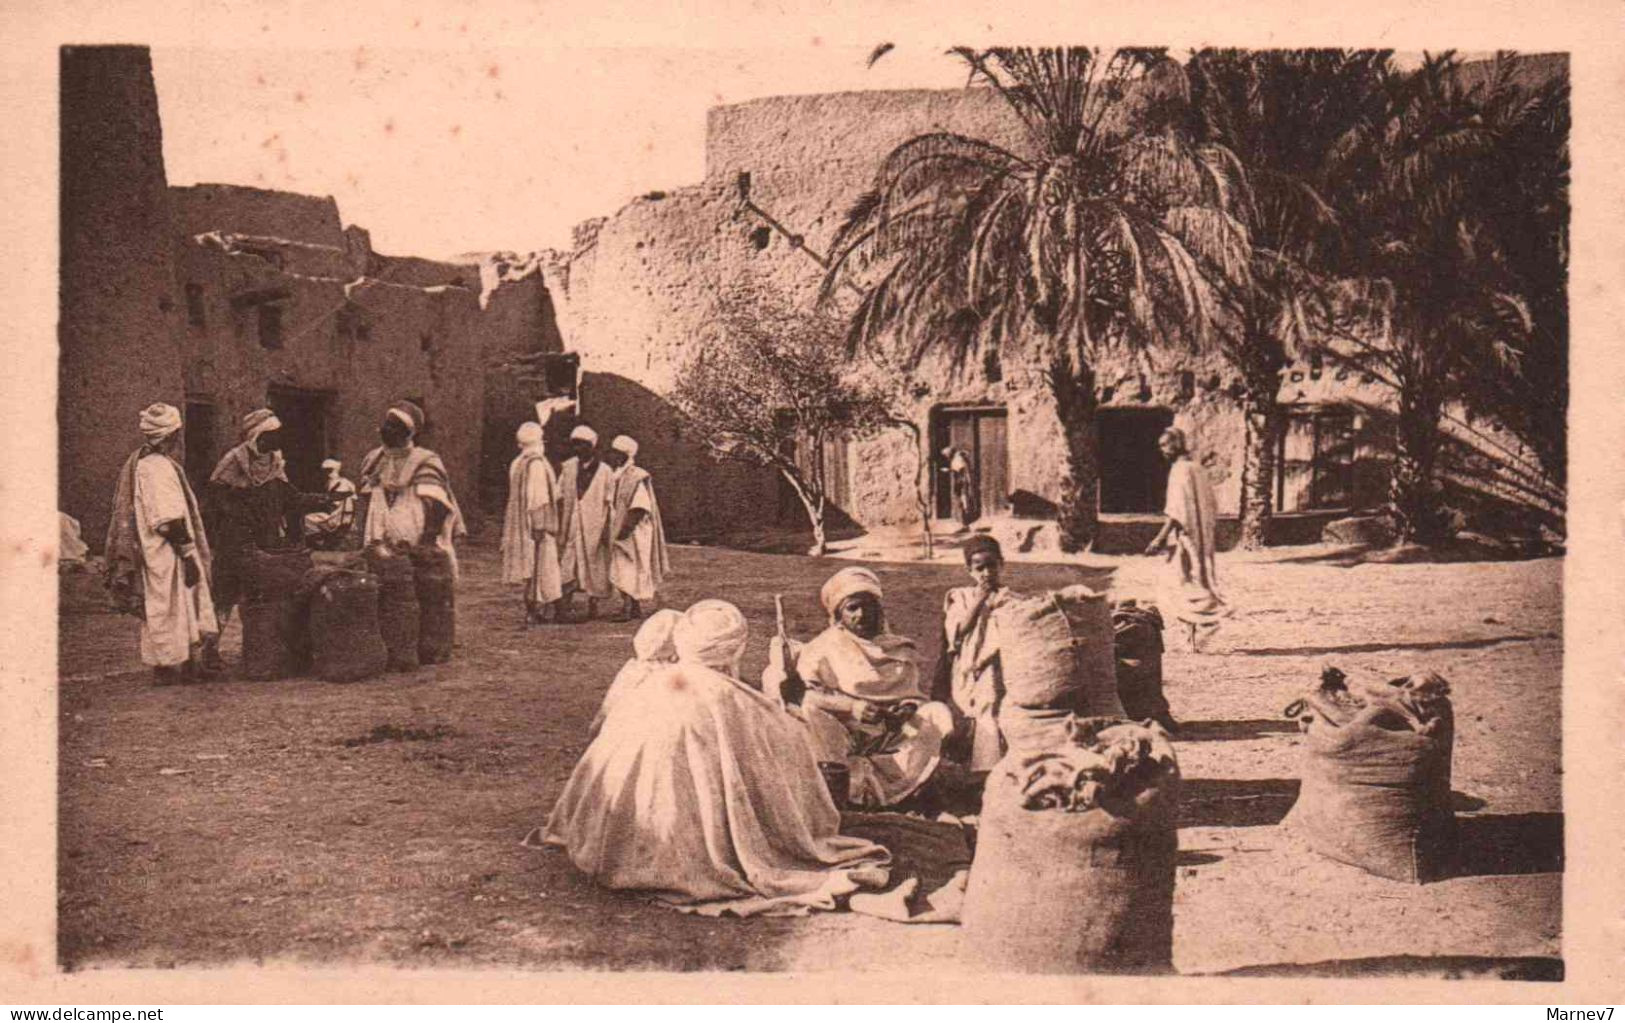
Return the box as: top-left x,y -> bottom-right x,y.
1145,426 -> 1230,650
203,406 -> 335,669
104,404 -> 219,683
555,424 -> 614,622
764,566 -> 954,809
500,421 -> 562,625
356,400 -> 467,576
301,458 -> 358,546
603,434 -> 670,622
537,600 -> 891,916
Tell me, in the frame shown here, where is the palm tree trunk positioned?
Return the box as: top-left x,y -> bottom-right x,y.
1050,361 -> 1099,552
1238,399 -> 1282,550
1389,389 -> 1447,546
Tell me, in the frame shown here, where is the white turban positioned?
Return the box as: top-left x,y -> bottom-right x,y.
321,458 -> 342,472
632,608 -> 683,663
571,424 -> 599,445
820,567 -> 884,618
611,435 -> 638,458
673,600 -> 749,674
516,422 -> 545,448
139,403 -> 182,443
242,408 -> 282,444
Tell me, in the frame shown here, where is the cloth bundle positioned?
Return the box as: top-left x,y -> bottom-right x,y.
239,547 -> 313,681
364,543 -> 420,671
307,568 -> 389,683
1283,666 -> 1457,883
1110,599 -> 1171,723
408,545 -> 455,664
961,718 -> 1181,973
992,586 -> 1123,753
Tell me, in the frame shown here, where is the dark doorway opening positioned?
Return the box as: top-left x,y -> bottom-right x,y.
183,400 -> 217,493
266,386 -> 332,494
931,406 -> 1010,520
1098,407 -> 1174,513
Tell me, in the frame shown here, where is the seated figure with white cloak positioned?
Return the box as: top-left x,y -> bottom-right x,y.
765,567 -> 955,810
535,600 -> 891,917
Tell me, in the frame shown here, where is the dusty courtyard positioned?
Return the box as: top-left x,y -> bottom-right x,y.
56,536 -> 1563,977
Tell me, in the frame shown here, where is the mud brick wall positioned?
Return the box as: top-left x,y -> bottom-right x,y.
59,46 -> 187,545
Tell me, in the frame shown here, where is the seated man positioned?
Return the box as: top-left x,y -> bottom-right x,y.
766,567 -> 954,810
303,458 -> 357,548
537,600 -> 890,916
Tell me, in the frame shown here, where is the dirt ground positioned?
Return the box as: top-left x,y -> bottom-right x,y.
57,534 -> 1563,978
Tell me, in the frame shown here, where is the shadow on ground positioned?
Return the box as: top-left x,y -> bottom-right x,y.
1176,719 -> 1299,742
1216,955 -> 1563,981
1177,778 -> 1300,828
1452,813 -> 1564,877
1231,634 -> 1550,658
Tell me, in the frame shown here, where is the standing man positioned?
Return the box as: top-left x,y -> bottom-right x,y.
204,406 -> 331,670
501,421 -> 562,626
604,434 -> 670,622
556,424 -> 613,623
1145,427 -> 1230,651
356,400 -> 466,576
942,445 -> 977,531
104,403 -> 219,684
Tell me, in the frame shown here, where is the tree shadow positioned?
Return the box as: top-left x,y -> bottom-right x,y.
1216,955 -> 1563,981
1231,634 -> 1547,657
1451,812 -> 1564,877
1177,778 -> 1300,828
1175,719 -> 1299,743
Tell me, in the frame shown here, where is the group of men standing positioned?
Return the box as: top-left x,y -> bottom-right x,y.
105,398 -> 467,682
501,422 -> 670,626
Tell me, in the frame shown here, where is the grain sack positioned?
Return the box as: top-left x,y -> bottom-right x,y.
409,545 -> 455,665
241,547 -> 313,680
993,586 -> 1123,752
309,569 -> 389,683
364,543 -> 420,671
962,718 -> 1180,973
1284,667 -> 1457,883
1111,600 -> 1171,723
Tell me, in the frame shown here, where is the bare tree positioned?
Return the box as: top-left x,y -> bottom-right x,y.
670,286 -> 894,555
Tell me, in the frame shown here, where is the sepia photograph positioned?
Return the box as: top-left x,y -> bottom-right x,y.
11,0 -> 1623,1005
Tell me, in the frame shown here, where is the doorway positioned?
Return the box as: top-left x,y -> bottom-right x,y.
931,406 -> 1010,520
183,400 -> 217,493
1097,407 -> 1174,513
266,386 -> 332,493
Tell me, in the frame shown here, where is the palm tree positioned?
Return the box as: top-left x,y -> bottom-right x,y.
821,47 -> 1251,551
1180,49 -> 1393,549
1327,52 -> 1544,544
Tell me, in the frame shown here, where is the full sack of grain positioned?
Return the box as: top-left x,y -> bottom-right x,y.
1112,600 -> 1171,722
1284,667 -> 1457,883
992,586 -> 1122,752
364,543 -> 420,671
308,569 -> 389,683
409,544 -> 455,665
240,547 -> 313,680
962,718 -> 1181,973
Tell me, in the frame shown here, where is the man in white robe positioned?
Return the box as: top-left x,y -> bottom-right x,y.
1146,426 -> 1231,651
500,421 -> 562,625
357,400 -> 467,579
302,458 -> 357,544
604,434 -> 671,622
555,424 -> 613,622
536,600 -> 891,916
766,567 -> 954,809
104,403 -> 220,684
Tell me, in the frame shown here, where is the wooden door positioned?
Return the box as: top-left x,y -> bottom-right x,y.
976,412 -> 1010,516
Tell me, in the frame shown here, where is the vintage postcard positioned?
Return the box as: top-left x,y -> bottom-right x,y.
3,0 -> 1623,1005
